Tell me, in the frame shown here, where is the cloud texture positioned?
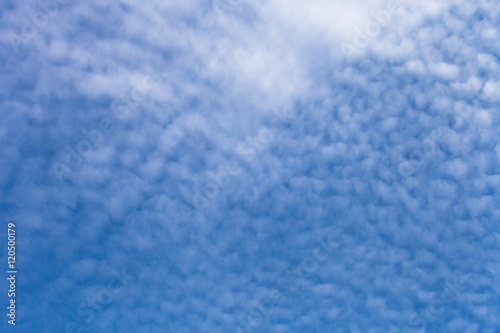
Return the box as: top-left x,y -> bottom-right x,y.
0,0 -> 499,332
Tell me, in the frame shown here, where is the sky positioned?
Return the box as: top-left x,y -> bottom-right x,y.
0,0 -> 499,332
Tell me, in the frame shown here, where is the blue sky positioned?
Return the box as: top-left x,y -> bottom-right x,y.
0,0 -> 499,332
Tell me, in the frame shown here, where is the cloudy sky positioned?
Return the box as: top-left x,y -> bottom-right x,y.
1,0 -> 499,332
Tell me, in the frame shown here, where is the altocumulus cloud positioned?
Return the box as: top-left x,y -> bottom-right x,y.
0,0 -> 499,332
